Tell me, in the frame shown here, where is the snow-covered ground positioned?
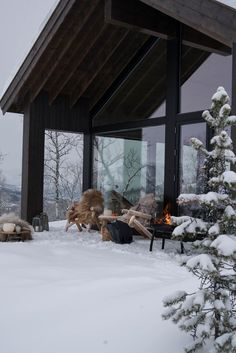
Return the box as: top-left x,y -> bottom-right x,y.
0,221 -> 202,353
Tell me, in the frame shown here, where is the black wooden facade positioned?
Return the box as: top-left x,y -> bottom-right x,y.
0,0 -> 236,222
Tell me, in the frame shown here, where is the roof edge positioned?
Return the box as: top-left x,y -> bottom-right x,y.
0,0 -> 77,115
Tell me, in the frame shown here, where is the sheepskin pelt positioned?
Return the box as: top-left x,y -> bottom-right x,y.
66,189 -> 104,231
0,213 -> 33,240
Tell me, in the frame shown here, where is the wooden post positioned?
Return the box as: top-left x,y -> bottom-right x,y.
164,25 -> 181,215
21,95 -> 45,223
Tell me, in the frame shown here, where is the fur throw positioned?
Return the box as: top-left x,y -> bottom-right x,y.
0,213 -> 33,241
66,189 -> 104,231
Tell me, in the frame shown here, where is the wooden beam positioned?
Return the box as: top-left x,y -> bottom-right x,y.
140,0 -> 236,47
48,4 -> 106,104
182,26 -> 231,55
29,0 -> 102,104
70,27 -> 129,107
105,0 -> 175,39
105,0 -> 231,54
99,50 -> 166,122
89,33 -> 149,113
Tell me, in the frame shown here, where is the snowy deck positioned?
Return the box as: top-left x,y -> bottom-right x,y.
0,221 -> 202,353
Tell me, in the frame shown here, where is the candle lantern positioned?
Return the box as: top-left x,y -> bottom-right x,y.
40,212 -> 49,231
32,216 -> 43,232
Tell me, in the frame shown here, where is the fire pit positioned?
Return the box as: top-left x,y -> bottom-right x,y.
149,223 -> 176,252
149,203 -> 180,252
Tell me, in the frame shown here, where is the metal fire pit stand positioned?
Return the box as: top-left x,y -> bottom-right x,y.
149,224 -> 184,253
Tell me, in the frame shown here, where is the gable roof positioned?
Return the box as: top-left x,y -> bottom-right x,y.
0,0 -> 233,116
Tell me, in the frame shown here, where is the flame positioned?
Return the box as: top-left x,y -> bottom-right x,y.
155,204 -> 172,225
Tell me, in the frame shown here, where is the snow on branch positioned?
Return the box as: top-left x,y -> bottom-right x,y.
177,192 -> 229,206
224,149 -> 236,164
190,137 -> 208,155
208,223 -> 220,236
171,216 -> 191,226
211,86 -> 229,106
215,332 -> 236,352
219,103 -> 231,120
209,170 -> 236,190
202,110 -> 216,127
226,115 -> 236,125
224,205 -> 236,220
211,131 -> 232,149
177,194 -> 198,204
172,218 -> 207,238
163,291 -> 187,307
186,254 -> 217,272
211,234 -> 236,258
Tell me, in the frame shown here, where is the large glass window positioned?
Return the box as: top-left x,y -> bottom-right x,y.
43,131 -> 84,221
179,123 -> 206,216
179,123 -> 206,195
93,126 -> 165,212
181,47 -> 232,113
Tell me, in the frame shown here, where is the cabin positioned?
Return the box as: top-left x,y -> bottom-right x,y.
1,0 -> 236,222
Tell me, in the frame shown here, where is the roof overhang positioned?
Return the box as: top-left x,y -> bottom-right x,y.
0,0 -> 232,116
140,0 -> 236,47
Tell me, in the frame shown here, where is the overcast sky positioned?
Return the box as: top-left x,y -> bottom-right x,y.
0,0 -> 58,186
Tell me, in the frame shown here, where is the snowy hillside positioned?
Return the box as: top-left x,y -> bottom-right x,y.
0,221 -> 205,353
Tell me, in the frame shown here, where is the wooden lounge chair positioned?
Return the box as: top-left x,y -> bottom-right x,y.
99,193 -> 157,240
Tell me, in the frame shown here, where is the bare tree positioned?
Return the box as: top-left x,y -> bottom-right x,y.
44,131 -> 83,220
123,148 -> 145,197
93,137 -> 124,189
60,162 -> 83,204
94,138 -> 147,204
0,153 -> 6,214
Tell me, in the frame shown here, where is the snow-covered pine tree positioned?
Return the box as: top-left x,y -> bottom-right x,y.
162,87 -> 236,353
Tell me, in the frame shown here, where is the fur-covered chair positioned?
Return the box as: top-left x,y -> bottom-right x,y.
0,213 -> 33,241
66,189 -> 104,232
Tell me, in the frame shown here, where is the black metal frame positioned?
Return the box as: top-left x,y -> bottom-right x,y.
19,17 -> 235,223
90,25 -> 209,216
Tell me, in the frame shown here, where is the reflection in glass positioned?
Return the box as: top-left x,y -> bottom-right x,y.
179,123 -> 206,195
181,50 -> 232,113
179,123 -> 206,216
93,126 -> 165,213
